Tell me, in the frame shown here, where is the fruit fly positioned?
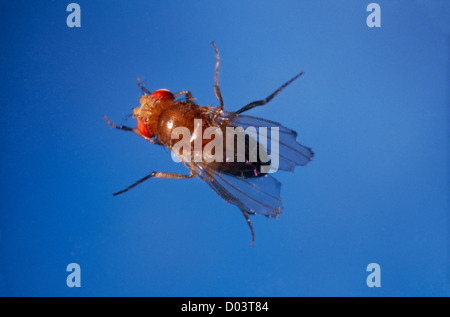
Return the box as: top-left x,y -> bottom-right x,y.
105,43 -> 313,246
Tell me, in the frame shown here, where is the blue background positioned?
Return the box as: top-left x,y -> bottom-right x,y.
0,0 -> 448,296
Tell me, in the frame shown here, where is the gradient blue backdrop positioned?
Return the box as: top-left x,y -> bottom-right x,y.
0,0 -> 448,296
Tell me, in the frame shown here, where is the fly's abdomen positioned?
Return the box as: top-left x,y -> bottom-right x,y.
205,132 -> 269,178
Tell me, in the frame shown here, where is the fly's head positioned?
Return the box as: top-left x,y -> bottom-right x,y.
133,89 -> 174,138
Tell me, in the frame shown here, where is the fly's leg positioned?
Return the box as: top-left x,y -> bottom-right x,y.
235,71 -> 305,115
113,171 -> 196,196
241,210 -> 255,247
104,115 -> 162,145
211,42 -> 224,111
136,77 -> 152,95
104,115 -> 136,132
174,90 -> 194,103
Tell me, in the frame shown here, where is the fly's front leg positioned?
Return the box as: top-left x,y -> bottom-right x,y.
174,90 -> 194,103
104,115 -> 137,133
211,42 -> 224,111
136,77 -> 152,95
104,115 -> 162,145
235,71 -> 305,114
113,171 -> 196,196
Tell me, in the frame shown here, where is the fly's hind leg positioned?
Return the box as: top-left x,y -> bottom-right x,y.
113,171 -> 196,196
174,90 -> 194,103
241,210 -> 255,247
211,42 -> 224,111
235,71 -> 305,115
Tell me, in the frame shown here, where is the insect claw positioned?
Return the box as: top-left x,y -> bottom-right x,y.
104,114 -> 113,127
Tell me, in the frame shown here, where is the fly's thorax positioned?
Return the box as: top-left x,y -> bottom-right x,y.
157,102 -> 204,146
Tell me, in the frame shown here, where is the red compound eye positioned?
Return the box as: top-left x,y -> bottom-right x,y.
150,89 -> 174,100
137,118 -> 153,138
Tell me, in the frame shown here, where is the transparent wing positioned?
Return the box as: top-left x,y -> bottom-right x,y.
196,163 -> 283,218
221,112 -> 314,172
